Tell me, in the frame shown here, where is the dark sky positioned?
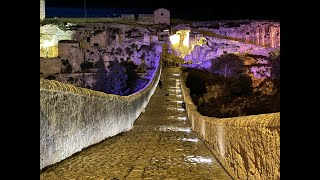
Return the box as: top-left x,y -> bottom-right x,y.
45,0 -> 281,20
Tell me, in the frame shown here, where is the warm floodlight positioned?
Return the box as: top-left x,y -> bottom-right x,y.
170,34 -> 180,45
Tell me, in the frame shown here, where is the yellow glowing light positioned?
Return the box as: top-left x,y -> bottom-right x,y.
183,31 -> 189,47
41,40 -> 55,48
170,34 -> 180,45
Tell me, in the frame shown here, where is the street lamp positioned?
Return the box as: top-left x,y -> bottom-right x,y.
84,0 -> 87,18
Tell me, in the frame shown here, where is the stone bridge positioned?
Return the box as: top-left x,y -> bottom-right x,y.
40,65 -> 280,179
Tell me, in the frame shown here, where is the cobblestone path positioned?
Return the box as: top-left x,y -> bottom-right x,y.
40,67 -> 231,179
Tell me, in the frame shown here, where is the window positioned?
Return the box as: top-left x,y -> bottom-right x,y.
161,13 -> 163,16
87,37 -> 90,42
94,43 -> 99,46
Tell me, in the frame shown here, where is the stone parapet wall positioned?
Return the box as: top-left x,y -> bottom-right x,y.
180,71 -> 280,180
40,60 -> 161,170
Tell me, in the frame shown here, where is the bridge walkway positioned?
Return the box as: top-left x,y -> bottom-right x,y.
40,67 -> 231,179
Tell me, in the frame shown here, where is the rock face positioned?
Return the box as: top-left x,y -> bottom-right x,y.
170,20 -> 280,65
192,20 -> 280,48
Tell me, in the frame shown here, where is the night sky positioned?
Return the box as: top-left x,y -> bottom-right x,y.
45,0 -> 280,21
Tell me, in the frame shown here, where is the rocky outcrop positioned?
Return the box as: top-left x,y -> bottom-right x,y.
192,20 -> 280,48
169,20 -> 279,65
183,35 -> 276,63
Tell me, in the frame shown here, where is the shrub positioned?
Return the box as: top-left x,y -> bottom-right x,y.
116,47 -> 122,54
228,75 -> 253,97
268,50 -> 280,91
80,61 -> 94,71
93,57 -> 107,92
130,43 -> 137,49
61,59 -> 72,73
67,77 -> 75,83
105,59 -> 130,95
125,28 -> 141,38
45,75 -> 56,80
210,54 -> 244,78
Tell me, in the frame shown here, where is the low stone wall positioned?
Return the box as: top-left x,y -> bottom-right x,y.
40,61 -> 161,170
180,71 -> 280,180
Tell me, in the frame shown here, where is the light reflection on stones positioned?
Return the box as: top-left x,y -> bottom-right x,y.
177,116 -> 187,121
178,138 -> 198,142
185,156 -> 212,164
168,86 -> 180,89
174,100 -> 183,103
158,126 -> 191,133
176,108 -> 185,112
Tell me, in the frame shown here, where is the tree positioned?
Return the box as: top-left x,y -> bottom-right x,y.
105,59 -> 130,95
120,60 -> 139,93
268,50 -> 280,91
93,56 -> 108,92
210,54 -> 244,78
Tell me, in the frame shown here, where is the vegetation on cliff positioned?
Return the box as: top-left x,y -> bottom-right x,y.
184,52 -> 280,118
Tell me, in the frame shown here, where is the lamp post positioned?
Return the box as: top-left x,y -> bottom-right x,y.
84,0 -> 87,18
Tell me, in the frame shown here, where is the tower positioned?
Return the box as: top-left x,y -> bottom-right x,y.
40,0 -> 45,21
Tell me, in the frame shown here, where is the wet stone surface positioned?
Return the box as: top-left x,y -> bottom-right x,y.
40,67 -> 232,179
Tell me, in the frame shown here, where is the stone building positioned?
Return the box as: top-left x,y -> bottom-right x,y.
154,8 -> 170,25
40,0 -> 45,21
58,40 -> 84,72
138,14 -> 154,23
90,31 -> 108,47
121,14 -> 135,21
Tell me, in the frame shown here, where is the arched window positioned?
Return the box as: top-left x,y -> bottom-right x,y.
161,13 -> 163,16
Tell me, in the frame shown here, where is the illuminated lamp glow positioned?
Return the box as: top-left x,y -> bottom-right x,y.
176,95 -> 182,98
170,34 -> 180,45
175,100 -> 183,103
41,40 -> 55,48
182,31 -> 189,47
172,73 -> 180,76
